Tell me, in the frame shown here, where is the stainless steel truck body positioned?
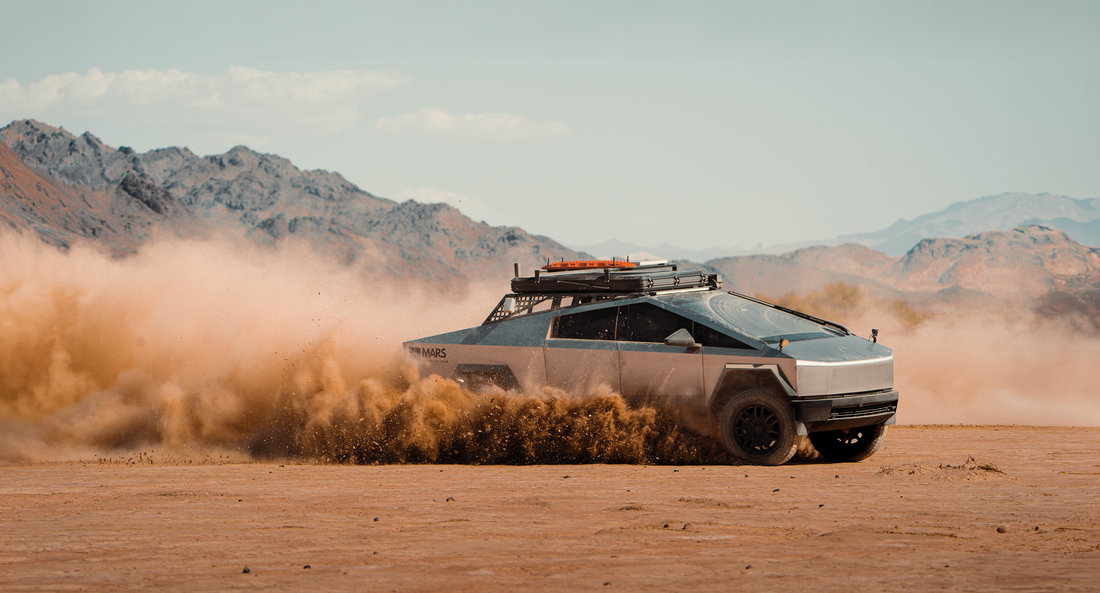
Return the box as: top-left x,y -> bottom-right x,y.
404,262 -> 898,465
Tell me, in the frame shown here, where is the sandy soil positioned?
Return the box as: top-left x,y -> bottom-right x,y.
2,425 -> 1098,592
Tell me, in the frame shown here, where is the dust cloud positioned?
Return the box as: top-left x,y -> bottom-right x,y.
882,314 -> 1100,426
0,232 -> 729,464
4,238 -> 1097,465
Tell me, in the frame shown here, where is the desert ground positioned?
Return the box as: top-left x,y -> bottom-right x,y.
1,425 -> 1098,592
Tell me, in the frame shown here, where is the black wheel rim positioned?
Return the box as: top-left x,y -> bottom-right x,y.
733,404 -> 781,453
833,428 -> 863,446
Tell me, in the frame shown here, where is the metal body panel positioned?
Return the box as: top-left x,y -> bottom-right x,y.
780,333 -> 893,363
702,356 -> 797,406
795,356 -> 894,396
617,341 -> 704,399
544,339 -> 621,394
406,343 -> 546,392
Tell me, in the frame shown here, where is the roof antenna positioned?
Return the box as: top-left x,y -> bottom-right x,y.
513,262 -> 519,278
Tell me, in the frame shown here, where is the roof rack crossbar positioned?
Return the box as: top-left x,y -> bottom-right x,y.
510,267 -> 719,295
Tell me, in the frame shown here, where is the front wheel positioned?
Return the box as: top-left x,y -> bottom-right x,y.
809,424 -> 888,462
719,389 -> 798,466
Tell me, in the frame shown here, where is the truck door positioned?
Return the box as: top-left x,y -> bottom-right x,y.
616,303 -> 705,402
544,305 -> 621,394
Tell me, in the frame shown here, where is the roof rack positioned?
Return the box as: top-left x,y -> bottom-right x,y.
482,261 -> 723,325
510,262 -> 721,295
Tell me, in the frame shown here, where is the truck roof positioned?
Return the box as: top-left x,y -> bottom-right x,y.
488,262 -> 850,338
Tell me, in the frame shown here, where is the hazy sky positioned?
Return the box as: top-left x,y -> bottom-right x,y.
2,1 -> 1098,251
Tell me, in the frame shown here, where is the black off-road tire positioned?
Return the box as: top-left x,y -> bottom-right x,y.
809,424 -> 888,463
719,389 -> 799,466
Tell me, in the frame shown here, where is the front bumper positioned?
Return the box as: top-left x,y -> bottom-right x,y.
792,389 -> 899,432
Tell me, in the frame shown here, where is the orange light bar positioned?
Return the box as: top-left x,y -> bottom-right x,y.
542,259 -> 639,271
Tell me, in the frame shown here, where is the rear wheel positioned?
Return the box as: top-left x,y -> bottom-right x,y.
719,389 -> 798,466
453,365 -> 520,393
809,424 -> 888,462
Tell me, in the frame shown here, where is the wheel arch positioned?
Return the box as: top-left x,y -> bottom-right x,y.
452,364 -> 520,391
708,365 -> 796,418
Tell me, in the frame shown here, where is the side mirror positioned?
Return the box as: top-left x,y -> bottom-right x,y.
664,328 -> 701,348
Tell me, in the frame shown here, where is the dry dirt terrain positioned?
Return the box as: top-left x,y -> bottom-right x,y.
2,426 -> 1098,592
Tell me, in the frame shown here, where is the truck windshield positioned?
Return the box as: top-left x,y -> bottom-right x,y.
664,292 -> 837,342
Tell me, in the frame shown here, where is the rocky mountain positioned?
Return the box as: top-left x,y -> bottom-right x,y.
5,118 -> 1098,317
696,225 -> 1100,308
0,141 -> 201,253
0,119 -> 582,279
1018,216 -> 1100,247
885,226 -> 1100,298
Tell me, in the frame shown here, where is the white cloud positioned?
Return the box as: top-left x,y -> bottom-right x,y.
398,187 -> 515,226
0,67 -> 407,133
376,108 -> 570,140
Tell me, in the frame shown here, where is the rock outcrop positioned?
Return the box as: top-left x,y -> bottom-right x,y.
0,141 -> 200,253
884,226 -> 1100,299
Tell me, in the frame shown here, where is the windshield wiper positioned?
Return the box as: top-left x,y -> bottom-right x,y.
727,291 -> 851,336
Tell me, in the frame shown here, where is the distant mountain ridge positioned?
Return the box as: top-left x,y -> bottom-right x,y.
575,192 -> 1100,260
4,119 -> 1099,316
0,119 -> 582,279
691,225 -> 1100,309
829,192 -> 1100,255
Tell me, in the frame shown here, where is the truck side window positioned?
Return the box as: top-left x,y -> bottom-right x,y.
695,324 -> 753,350
619,303 -> 754,348
617,303 -> 693,343
551,306 -> 619,340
